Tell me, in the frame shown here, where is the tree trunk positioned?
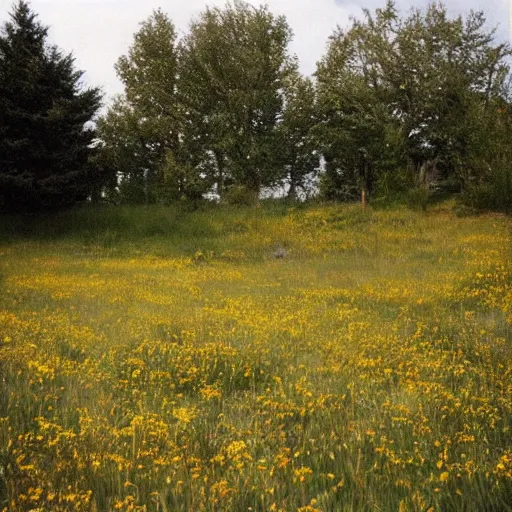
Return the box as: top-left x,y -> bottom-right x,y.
288,167 -> 297,200
214,150 -> 225,199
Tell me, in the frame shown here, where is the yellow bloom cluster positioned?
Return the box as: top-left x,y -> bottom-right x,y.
0,204 -> 511,511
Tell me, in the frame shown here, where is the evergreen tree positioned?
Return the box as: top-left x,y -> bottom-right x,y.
0,1 -> 102,212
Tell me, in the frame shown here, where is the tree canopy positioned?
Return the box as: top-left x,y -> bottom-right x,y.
97,1 -> 299,204
97,9 -> 186,204
178,1 -> 297,196
9,0 -> 509,211
315,1 -> 512,204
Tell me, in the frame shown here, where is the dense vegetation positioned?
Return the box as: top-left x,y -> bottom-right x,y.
1,1 -> 512,211
0,2 -> 102,212
0,202 -> 511,510
1,1 -> 512,508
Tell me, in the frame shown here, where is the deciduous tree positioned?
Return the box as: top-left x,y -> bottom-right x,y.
316,1 -> 512,202
277,73 -> 319,199
179,1 -> 297,196
98,10 -> 208,204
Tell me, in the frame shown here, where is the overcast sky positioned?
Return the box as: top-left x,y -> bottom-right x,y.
0,0 -> 509,105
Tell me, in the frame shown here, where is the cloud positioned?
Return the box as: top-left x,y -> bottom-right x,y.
0,0 -> 509,104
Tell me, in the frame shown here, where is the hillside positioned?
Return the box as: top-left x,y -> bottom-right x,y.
1,203 -> 511,511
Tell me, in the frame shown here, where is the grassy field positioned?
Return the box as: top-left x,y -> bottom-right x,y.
0,202 -> 511,511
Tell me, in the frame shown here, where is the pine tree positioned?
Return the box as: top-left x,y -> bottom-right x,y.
0,1 -> 103,212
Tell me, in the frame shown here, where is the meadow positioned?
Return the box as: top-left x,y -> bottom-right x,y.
0,202 -> 511,511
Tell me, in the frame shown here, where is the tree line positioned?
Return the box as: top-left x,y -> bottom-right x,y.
1,0 -> 512,212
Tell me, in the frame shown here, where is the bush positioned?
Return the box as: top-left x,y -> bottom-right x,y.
460,169 -> 512,213
223,186 -> 259,206
407,187 -> 430,211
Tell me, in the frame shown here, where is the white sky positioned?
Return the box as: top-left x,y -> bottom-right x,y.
0,0 -> 509,106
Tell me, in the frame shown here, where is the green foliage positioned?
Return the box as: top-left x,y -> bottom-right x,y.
0,1 -> 103,212
178,0 -> 297,196
157,150 -> 212,204
223,185 -> 260,206
115,9 -> 178,120
459,100 -> 512,212
10,0 -> 512,212
315,1 -> 512,207
98,10 -> 207,204
315,3 -> 405,201
98,2 -> 297,204
277,74 -> 319,199
97,99 -> 155,204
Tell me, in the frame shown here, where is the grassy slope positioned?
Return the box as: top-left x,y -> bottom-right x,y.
0,202 -> 511,511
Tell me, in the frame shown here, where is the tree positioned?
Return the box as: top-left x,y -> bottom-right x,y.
178,1 -> 297,197
457,90 -> 512,211
96,98 -> 155,204
315,1 -> 511,202
315,3 -> 406,201
98,10 -> 208,204
0,1 -> 103,212
277,73 -> 319,199
384,4 -> 511,189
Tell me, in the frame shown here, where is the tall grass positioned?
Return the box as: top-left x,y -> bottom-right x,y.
0,202 -> 511,511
